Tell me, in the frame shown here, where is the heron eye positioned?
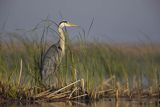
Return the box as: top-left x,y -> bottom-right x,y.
58,46 -> 62,51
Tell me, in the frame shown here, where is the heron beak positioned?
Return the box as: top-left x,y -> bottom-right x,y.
68,23 -> 78,27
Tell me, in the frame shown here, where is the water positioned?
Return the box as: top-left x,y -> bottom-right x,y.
1,98 -> 159,107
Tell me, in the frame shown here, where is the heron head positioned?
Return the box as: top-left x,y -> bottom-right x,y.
59,21 -> 78,28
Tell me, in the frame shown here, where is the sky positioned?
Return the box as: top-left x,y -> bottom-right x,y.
0,0 -> 160,43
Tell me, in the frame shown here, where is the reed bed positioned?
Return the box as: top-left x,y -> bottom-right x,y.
0,21 -> 160,103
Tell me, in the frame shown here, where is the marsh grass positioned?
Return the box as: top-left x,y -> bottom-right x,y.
0,20 -> 160,102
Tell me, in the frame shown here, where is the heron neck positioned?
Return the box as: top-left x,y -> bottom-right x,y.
58,27 -> 65,53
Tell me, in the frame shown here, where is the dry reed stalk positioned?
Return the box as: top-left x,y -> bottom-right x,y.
80,79 -> 85,93
115,82 -> 120,101
92,90 -> 97,99
47,91 -> 71,98
47,79 -> 81,98
69,87 -> 79,99
115,89 -> 119,101
148,92 -> 158,97
18,59 -> 23,86
49,94 -> 67,100
47,91 -> 71,100
34,89 -> 52,98
71,94 -> 88,99
96,89 -> 114,94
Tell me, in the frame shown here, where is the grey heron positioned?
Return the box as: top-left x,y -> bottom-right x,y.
40,21 -> 78,84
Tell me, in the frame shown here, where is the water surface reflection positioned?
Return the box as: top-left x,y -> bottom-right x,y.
1,98 -> 158,107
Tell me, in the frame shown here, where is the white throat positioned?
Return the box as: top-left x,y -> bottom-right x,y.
58,27 -> 65,55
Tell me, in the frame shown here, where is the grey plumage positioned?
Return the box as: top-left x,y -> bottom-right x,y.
41,43 -> 62,80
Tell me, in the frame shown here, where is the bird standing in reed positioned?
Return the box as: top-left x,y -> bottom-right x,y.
40,21 -> 78,84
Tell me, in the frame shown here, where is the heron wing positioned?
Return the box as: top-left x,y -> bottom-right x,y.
41,44 -> 62,79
